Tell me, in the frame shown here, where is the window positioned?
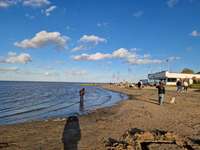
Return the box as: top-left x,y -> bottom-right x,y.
167,78 -> 177,82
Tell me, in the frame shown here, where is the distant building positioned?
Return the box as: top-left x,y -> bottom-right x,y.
148,71 -> 200,85
139,79 -> 148,85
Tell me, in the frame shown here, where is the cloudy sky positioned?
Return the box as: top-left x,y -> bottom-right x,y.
0,0 -> 200,82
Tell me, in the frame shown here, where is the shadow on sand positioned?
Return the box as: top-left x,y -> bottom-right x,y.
62,116 -> 81,150
194,89 -> 200,93
138,98 -> 159,105
189,138 -> 200,145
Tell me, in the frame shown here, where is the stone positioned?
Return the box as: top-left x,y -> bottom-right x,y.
104,128 -> 195,150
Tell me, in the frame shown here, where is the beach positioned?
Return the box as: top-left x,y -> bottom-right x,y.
0,84 -> 200,149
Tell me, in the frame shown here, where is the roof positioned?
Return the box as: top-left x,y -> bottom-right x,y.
148,71 -> 200,80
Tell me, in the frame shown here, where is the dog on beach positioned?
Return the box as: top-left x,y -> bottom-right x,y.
170,97 -> 176,104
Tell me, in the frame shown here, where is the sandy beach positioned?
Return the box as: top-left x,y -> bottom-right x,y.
0,84 -> 200,150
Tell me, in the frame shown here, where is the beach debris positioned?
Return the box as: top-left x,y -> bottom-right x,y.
0,142 -> 9,148
104,128 -> 198,150
0,142 -> 20,149
53,118 -> 66,122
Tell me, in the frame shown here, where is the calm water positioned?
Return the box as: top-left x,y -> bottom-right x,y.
0,81 -> 127,125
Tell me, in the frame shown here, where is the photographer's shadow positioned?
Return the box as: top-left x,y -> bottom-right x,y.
62,116 -> 81,150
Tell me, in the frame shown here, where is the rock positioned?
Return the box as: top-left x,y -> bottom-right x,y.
138,131 -> 154,141
104,138 -> 119,147
104,128 -> 195,150
147,143 -> 185,150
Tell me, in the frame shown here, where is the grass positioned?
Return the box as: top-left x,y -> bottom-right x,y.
190,84 -> 200,89
80,83 -> 97,86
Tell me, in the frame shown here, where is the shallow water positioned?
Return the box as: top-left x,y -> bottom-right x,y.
0,81 -> 127,125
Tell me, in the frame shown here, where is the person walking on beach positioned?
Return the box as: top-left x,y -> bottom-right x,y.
183,80 -> 189,92
176,79 -> 182,93
156,81 -> 165,105
137,81 -> 142,89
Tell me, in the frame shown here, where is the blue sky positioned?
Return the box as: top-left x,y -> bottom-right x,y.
0,0 -> 200,82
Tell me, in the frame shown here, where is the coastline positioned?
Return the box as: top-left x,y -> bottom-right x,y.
0,84 -> 200,149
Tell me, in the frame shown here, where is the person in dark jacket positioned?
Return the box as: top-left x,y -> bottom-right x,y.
137,81 -> 142,89
176,79 -> 182,93
79,88 -> 85,104
156,81 -> 165,105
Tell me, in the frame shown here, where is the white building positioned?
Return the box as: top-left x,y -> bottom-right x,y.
148,71 -> 200,85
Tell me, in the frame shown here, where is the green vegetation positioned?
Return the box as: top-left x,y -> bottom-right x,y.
80,83 -> 97,86
181,68 -> 194,74
190,84 -> 200,89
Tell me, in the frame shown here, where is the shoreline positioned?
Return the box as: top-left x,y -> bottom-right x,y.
0,84 -> 200,149
0,85 -> 128,126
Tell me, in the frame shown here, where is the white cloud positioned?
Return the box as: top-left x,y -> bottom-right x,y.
133,11 -> 144,18
0,0 -> 50,8
44,72 -> 50,76
0,67 -> 19,72
72,45 -> 87,51
14,30 -> 69,49
72,35 -> 107,51
73,53 -> 111,61
65,70 -> 88,76
0,0 -> 17,8
44,5 -> 56,16
22,0 -> 50,7
127,57 -> 162,65
0,1 -> 9,8
166,56 -> 180,61
112,48 -> 129,58
97,22 -> 108,27
44,71 -> 58,76
190,30 -> 200,37
73,48 -> 163,65
167,0 -> 179,8
0,52 -> 32,64
79,35 -> 107,45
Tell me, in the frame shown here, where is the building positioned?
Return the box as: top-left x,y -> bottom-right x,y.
148,71 -> 200,85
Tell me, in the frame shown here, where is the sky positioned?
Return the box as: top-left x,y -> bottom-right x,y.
0,0 -> 200,82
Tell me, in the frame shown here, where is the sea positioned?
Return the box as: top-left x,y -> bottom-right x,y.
0,81 -> 127,125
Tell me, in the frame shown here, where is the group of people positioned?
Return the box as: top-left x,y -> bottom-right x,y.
156,79 -> 189,105
79,78 -> 189,107
176,79 -> 189,92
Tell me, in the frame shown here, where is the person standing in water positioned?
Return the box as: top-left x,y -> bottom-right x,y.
79,88 -> 85,111
156,81 -> 165,105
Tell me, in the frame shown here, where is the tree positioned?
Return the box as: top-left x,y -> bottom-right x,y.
181,68 -> 194,74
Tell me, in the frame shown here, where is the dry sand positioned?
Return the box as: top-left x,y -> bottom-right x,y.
0,84 -> 200,150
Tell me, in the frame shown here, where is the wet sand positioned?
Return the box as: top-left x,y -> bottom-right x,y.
0,84 -> 200,150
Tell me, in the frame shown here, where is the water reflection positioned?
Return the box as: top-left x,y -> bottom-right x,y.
79,100 -> 84,112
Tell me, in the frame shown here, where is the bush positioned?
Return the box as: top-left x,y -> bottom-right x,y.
193,77 -> 200,84
181,68 -> 194,74
190,84 -> 200,89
